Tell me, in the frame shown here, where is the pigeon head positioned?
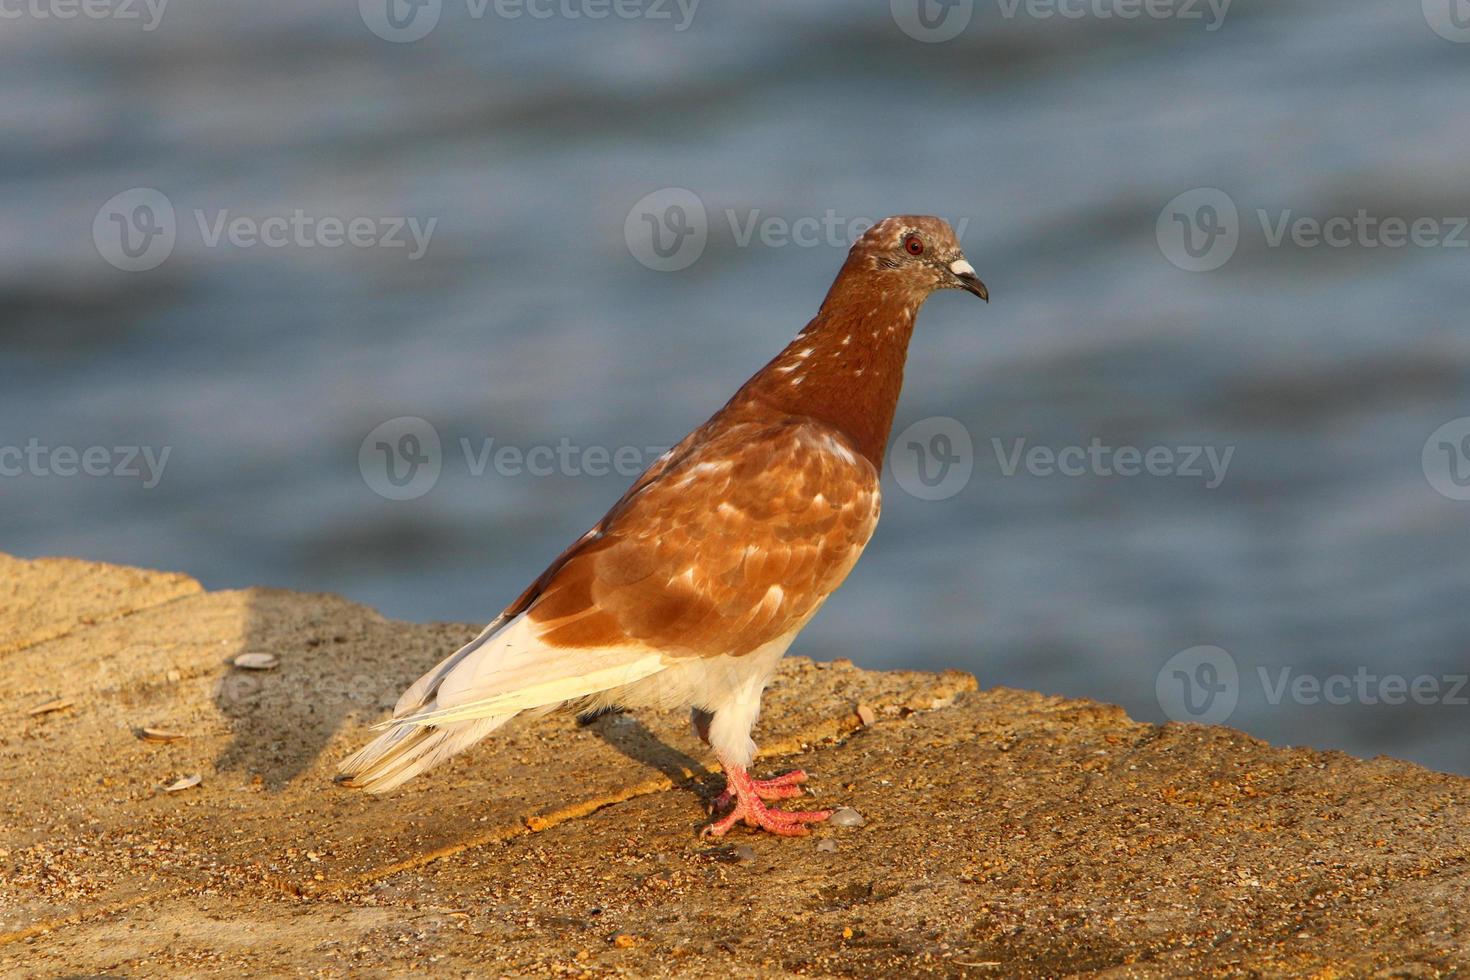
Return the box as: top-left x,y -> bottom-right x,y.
847,214 -> 988,303
743,213 -> 990,468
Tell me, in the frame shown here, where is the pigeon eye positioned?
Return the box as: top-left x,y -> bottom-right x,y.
903,234 -> 925,256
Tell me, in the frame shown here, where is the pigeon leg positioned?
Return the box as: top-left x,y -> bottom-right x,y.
702,760 -> 832,838
692,710 -> 809,804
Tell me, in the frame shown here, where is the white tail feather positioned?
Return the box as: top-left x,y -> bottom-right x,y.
338,715 -> 511,793
337,611 -> 670,792
390,655 -> 666,727
392,612 -> 512,716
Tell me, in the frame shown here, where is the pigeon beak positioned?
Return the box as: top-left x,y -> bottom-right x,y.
948,259 -> 989,302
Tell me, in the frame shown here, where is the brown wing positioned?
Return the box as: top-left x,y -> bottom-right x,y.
514,417 -> 880,658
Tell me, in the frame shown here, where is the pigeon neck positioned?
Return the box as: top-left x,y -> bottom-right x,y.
740,276 -> 925,469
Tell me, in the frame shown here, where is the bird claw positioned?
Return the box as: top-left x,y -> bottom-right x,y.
702,802 -> 832,838
711,769 -> 809,810
702,768 -> 832,837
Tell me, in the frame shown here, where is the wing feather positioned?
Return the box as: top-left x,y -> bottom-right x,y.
522,417 -> 880,659
384,612 -> 669,727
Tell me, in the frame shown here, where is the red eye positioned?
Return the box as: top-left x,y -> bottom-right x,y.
904,234 -> 924,256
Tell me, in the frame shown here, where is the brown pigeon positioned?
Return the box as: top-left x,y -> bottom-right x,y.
338,215 -> 988,836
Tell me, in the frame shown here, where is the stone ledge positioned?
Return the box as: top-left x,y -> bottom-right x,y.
2,553 -> 1467,976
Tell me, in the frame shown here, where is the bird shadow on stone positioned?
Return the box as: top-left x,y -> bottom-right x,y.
206,588 -> 733,799
211,589 -> 399,792
579,708 -> 722,808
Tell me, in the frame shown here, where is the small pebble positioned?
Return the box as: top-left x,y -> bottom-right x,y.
856,703 -> 877,727
816,839 -> 838,852
732,844 -> 757,863
829,807 -> 865,828
232,652 -> 279,670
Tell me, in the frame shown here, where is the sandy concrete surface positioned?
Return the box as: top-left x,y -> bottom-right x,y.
1,552 -> 1467,977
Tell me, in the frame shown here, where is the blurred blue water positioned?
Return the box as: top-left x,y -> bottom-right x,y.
2,1 -> 1467,771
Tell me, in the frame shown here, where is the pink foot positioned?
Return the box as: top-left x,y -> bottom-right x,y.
702,765 -> 832,838
711,769 -> 808,810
